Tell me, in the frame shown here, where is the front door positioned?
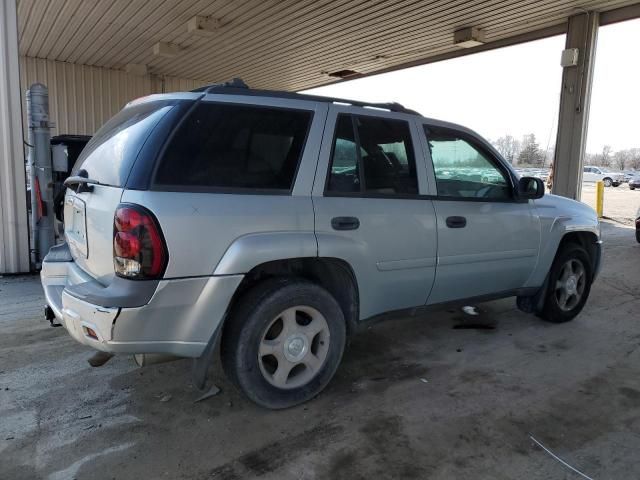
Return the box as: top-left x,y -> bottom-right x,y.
312,107 -> 438,320
418,123 -> 541,304
583,167 -> 596,182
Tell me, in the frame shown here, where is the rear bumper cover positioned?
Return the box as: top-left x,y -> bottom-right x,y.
41,243 -> 243,357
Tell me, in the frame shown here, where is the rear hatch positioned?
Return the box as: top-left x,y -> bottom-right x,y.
64,99 -> 176,285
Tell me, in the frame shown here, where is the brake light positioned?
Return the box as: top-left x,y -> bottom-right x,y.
113,204 -> 167,279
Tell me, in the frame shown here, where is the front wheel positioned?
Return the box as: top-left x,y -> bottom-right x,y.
603,177 -> 613,187
221,278 -> 346,409
539,244 -> 593,323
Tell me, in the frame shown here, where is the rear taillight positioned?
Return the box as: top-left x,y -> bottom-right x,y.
113,204 -> 167,279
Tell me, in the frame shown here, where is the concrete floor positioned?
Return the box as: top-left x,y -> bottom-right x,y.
1,220 -> 639,480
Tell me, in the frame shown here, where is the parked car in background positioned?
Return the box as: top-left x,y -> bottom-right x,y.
628,174 -> 640,190
636,206 -> 640,243
41,81 -> 602,409
623,171 -> 637,183
583,166 -> 624,187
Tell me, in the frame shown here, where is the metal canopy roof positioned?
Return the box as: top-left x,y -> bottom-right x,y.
16,0 -> 640,91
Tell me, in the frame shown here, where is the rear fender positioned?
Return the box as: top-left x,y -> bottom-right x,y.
214,232 -> 318,275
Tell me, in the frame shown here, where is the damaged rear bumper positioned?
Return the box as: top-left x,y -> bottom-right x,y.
41,243 -> 243,358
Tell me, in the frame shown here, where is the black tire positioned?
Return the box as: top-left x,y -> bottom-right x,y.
221,278 -> 346,409
630,186 -> 635,190
603,177 -> 612,187
538,244 -> 593,323
636,228 -> 640,244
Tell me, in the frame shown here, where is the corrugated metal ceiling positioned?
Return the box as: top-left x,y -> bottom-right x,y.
16,0 -> 640,91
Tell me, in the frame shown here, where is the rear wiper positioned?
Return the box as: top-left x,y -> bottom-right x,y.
63,175 -> 101,193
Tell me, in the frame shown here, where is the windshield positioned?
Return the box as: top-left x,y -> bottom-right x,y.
71,101 -> 174,187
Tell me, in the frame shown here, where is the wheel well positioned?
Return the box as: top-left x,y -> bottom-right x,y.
229,258 -> 359,334
557,231 -> 599,277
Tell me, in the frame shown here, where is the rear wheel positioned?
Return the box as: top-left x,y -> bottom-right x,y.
221,278 -> 346,409
539,244 -> 592,323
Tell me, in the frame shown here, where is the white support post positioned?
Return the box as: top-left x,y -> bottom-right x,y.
552,12 -> 599,200
0,0 -> 30,273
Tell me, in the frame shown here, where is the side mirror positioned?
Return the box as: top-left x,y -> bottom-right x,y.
517,176 -> 545,200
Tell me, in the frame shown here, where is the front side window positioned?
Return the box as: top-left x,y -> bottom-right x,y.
154,103 -> 312,191
327,114 -> 418,195
425,126 -> 511,200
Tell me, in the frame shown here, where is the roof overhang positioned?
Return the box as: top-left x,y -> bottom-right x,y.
16,0 -> 640,91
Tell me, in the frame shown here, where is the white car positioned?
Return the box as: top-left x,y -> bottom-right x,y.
583,166 -> 624,187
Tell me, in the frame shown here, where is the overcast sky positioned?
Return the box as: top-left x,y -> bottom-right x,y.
304,19 -> 640,155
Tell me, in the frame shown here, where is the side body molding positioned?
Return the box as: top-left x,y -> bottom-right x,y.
213,231 -> 319,275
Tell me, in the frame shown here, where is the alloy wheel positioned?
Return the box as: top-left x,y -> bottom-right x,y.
554,258 -> 587,311
258,306 -> 330,389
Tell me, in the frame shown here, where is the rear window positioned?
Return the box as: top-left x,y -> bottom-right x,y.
71,101 -> 174,187
153,102 -> 312,192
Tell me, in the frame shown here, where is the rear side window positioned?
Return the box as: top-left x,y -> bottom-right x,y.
71,101 -> 174,187
154,103 -> 312,191
326,114 -> 418,195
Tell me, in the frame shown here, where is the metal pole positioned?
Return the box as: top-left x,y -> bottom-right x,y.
551,12 -> 599,199
0,0 -> 30,274
595,180 -> 604,218
26,83 -> 54,266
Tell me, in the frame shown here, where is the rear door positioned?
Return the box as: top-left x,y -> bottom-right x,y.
64,100 -> 176,285
312,106 -> 437,320
418,123 -> 540,304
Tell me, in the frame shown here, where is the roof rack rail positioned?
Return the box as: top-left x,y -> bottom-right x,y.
191,77 -> 419,115
191,77 -> 249,93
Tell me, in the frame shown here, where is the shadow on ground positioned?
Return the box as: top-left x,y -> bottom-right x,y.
1,220 -> 639,479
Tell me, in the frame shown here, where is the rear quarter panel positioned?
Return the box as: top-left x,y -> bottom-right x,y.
121,96 -> 328,278
119,191 -> 316,277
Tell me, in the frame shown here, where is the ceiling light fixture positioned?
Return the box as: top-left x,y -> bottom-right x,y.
152,42 -> 181,58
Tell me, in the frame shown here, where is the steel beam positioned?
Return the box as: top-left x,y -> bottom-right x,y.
552,12 -> 599,199
0,0 -> 29,273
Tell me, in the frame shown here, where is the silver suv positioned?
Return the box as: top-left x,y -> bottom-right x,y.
41,81 -> 602,408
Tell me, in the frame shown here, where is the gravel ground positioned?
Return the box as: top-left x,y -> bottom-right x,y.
581,182 -> 640,224
1,221 -> 639,479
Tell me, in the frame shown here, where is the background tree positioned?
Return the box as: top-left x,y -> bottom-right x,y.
585,151 -> 599,166
627,148 -> 640,170
614,149 -> 628,171
599,145 -> 612,167
493,135 -> 521,164
517,134 -> 544,166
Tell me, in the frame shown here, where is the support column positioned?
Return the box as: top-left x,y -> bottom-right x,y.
0,0 -> 29,273
552,12 -> 599,199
